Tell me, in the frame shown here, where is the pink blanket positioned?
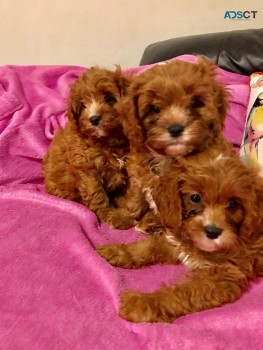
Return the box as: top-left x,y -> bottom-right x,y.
1,56 -> 262,350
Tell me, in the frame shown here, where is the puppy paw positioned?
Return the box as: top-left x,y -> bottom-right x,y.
119,291 -> 172,323
106,209 -> 136,229
96,244 -> 132,268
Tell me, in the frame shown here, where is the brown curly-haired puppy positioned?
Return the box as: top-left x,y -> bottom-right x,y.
97,154 -> 263,323
43,67 -> 131,223
107,58 -> 229,231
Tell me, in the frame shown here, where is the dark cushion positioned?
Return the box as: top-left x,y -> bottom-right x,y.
139,28 -> 263,75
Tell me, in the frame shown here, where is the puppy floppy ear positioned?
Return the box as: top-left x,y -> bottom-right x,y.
240,171 -> 263,240
153,171 -> 183,231
251,173 -> 263,235
213,81 -> 228,128
67,92 -> 84,127
66,73 -> 86,127
113,66 -> 132,97
119,84 -> 146,150
197,56 -> 229,127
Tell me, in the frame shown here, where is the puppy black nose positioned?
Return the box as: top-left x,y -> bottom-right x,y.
90,115 -> 101,126
167,124 -> 185,138
204,225 -> 223,240
204,225 -> 223,239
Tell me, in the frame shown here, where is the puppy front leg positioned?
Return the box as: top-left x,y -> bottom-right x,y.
78,173 -> 113,222
96,235 -> 179,268
106,179 -> 148,229
119,265 -> 248,323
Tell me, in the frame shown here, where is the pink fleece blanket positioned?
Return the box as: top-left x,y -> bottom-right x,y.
1,56 -> 262,350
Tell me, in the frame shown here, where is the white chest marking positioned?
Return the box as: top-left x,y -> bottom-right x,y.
143,187 -> 158,214
165,235 -> 206,269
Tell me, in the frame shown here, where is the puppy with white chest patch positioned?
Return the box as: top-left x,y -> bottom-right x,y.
97,154 -> 263,323
43,66 -> 131,223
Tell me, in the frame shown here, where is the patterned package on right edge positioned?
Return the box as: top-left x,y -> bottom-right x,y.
240,72 -> 263,176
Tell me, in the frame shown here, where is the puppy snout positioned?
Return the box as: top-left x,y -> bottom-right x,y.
204,225 -> 223,240
167,124 -> 185,138
90,115 -> 101,126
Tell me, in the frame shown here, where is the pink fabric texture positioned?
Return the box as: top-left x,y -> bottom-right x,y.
1,56 -> 262,349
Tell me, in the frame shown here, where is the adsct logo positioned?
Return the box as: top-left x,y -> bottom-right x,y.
224,11 -> 258,19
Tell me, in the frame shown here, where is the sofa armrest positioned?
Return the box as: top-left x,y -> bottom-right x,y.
139,28 -> 263,75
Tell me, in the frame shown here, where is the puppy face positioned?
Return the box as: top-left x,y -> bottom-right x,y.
68,67 -> 130,138
177,156 -> 263,253
124,58 -> 228,157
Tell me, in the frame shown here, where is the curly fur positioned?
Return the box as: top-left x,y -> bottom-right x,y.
43,66 -> 131,223
97,155 -> 263,323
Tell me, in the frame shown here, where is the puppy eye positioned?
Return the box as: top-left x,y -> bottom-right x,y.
189,96 -> 204,110
149,104 -> 160,114
190,194 -> 201,204
104,94 -> 117,105
228,198 -> 239,209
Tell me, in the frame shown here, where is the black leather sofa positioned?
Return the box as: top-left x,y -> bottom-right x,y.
139,28 -> 263,75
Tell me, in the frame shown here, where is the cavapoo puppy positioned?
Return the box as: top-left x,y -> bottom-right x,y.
43,66 -> 131,223
107,57 -> 231,231
97,154 -> 263,323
